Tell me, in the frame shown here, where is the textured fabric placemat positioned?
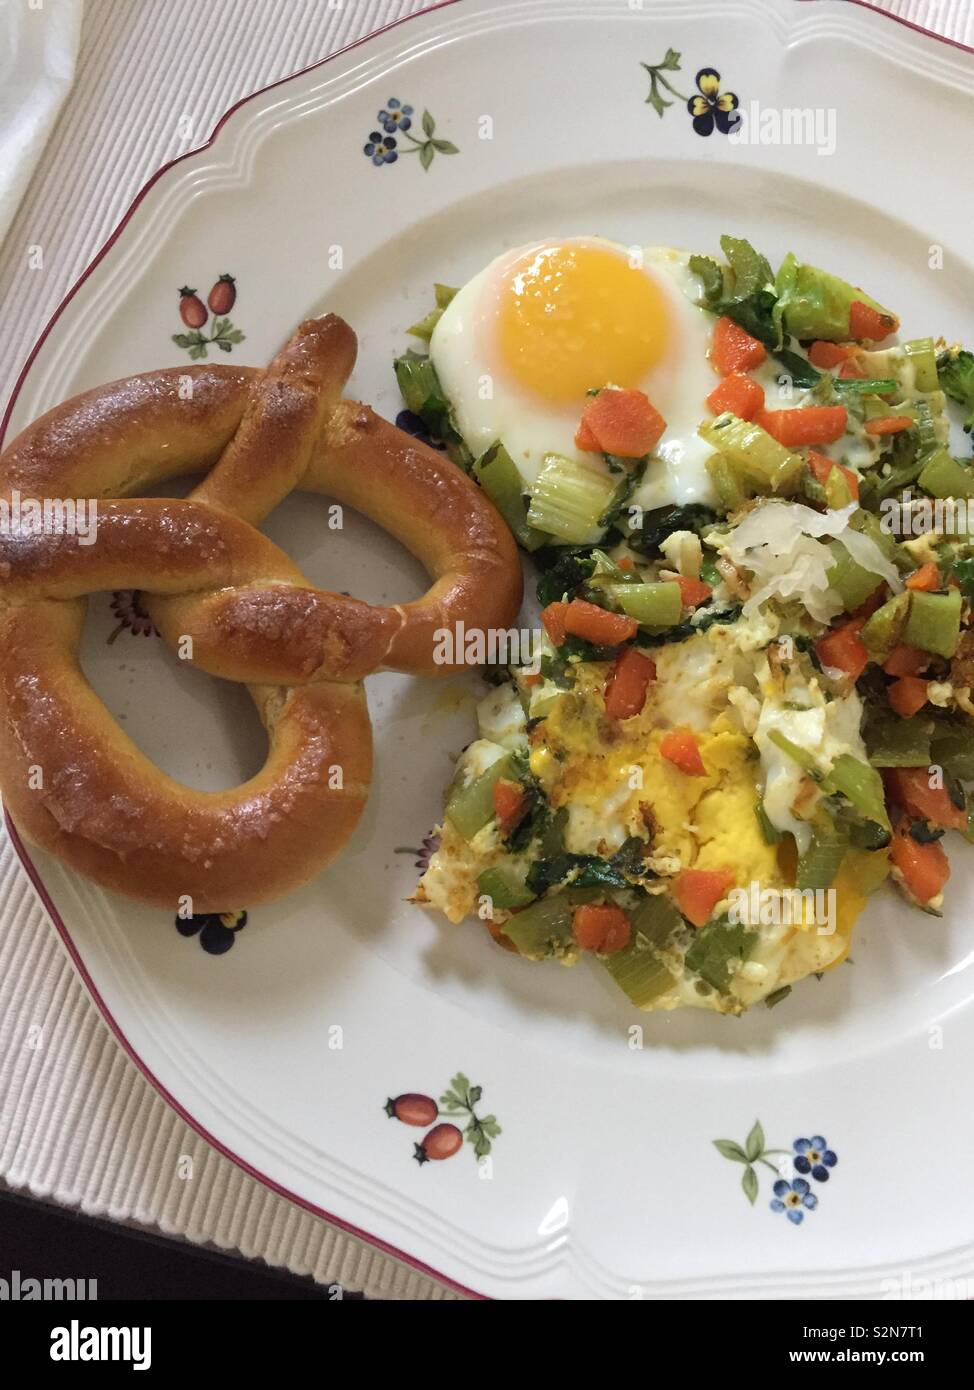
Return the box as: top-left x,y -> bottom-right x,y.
0,0 -> 968,1300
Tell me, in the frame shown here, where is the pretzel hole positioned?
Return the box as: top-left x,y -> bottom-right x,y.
260,492 -> 427,605
79,592 -> 266,791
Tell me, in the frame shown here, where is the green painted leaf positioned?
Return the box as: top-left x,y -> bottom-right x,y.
171,334 -> 191,348
431,139 -> 458,154
217,340 -> 232,352
645,84 -> 668,118
481,1116 -> 501,1138
212,317 -> 229,334
188,344 -> 208,360
419,141 -> 434,170
468,1085 -> 482,1105
660,47 -> 682,71
745,1120 -> 765,1162
742,1165 -> 759,1205
713,1139 -> 748,1163
422,109 -> 435,137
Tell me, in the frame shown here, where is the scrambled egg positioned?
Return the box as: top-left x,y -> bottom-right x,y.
419,620 -> 887,1014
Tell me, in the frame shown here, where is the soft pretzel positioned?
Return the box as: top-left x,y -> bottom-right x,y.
0,315 -> 522,910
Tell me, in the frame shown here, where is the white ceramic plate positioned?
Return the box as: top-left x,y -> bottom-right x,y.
5,0 -> 974,1299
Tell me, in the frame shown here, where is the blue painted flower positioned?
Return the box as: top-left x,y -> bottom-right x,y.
793,1136 -> 838,1182
363,132 -> 398,166
379,98 -> 413,133
770,1177 -> 818,1224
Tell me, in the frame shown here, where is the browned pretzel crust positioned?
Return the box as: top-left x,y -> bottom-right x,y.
0,315 -> 522,910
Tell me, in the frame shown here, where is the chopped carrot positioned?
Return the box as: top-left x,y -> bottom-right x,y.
574,387 -> 666,458
706,372 -> 765,420
563,598 -> 638,645
572,902 -> 632,955
890,818 -> 949,905
884,768 -> 968,831
836,356 -> 868,380
574,417 -> 601,453
756,405 -> 848,447
883,644 -> 928,677
617,554 -> 635,573
604,646 -> 656,720
865,415 -> 914,437
660,727 -> 707,776
816,616 -> 868,681
492,778 -> 527,834
521,670 -> 542,687
888,677 -> 929,718
905,562 -> 940,592
540,601 -> 569,647
849,299 -> 899,343
674,868 -> 734,928
807,449 -> 860,501
807,450 -> 834,486
808,340 -> 855,369
712,316 -> 766,375
675,575 -> 712,610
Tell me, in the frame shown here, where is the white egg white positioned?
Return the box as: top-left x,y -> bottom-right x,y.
429,237 -> 719,514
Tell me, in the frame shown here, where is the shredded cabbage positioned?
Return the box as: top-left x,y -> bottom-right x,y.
722,501 -> 857,623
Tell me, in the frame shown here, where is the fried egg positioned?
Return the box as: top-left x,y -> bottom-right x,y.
429,237 -> 719,512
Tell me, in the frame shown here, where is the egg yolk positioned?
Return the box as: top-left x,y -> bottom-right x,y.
496,243 -> 671,403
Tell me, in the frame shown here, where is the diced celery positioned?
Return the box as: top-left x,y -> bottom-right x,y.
903,588 -> 961,658
473,442 -> 546,550
914,399 -> 943,459
824,754 -> 890,830
605,581 -> 682,627
861,592 -> 911,661
903,337 -> 940,393
917,449 -> 974,500
856,509 -> 904,566
865,713 -> 934,767
394,353 -> 442,414
601,915 -> 679,1007
501,894 -> 574,959
930,719 -> 974,781
406,284 -> 459,341
825,467 -> 854,509
527,453 -> 618,543
476,865 -> 534,909
444,753 -> 515,841
796,824 -> 846,891
827,542 -> 883,612
699,414 -> 804,495
629,893 -> 685,949
706,451 -> 748,510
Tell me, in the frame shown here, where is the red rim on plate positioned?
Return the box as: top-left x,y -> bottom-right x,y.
1,0 -> 969,1300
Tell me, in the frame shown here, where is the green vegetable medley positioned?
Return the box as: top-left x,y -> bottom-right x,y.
399,235 -> 974,1015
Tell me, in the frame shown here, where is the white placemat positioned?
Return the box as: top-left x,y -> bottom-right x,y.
0,0 -> 969,1300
